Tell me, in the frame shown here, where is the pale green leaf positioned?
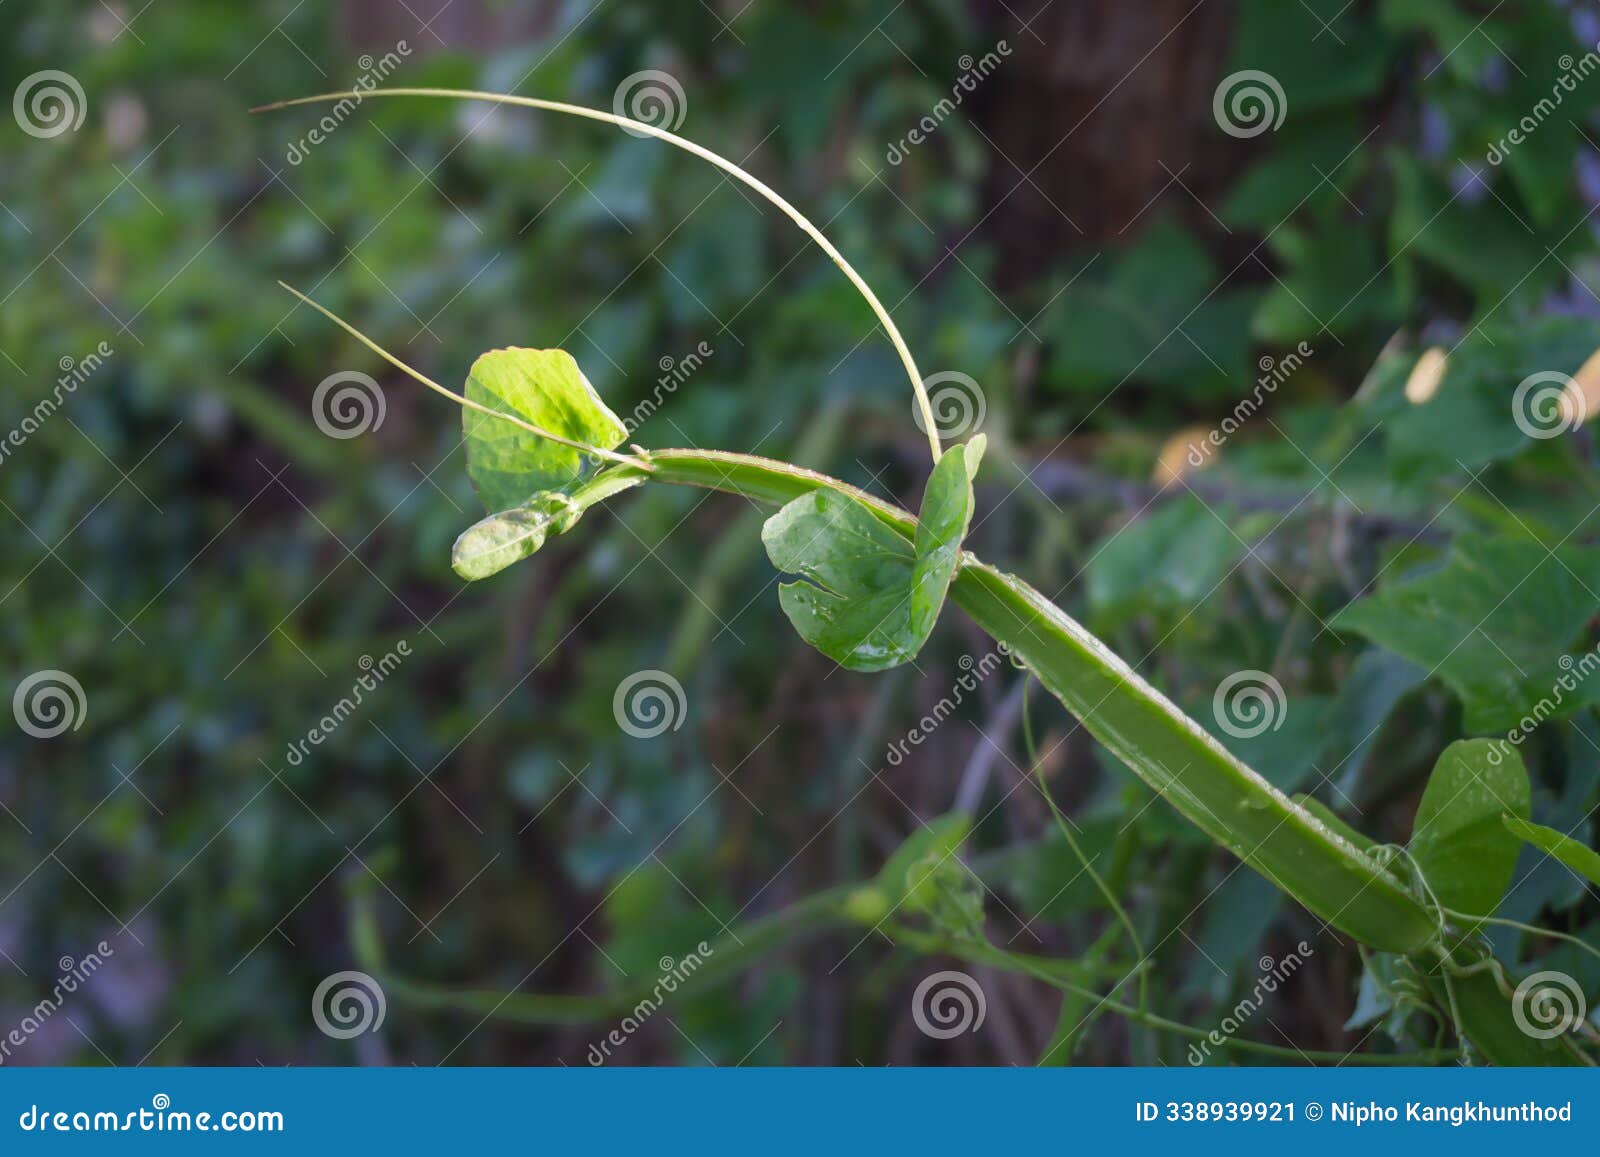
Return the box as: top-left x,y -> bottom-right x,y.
463,348 -> 628,512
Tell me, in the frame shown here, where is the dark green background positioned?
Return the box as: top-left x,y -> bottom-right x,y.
4,0 -> 1600,1065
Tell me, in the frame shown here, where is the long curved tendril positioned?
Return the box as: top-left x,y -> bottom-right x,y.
254,87 -> 945,465
276,280 -> 652,470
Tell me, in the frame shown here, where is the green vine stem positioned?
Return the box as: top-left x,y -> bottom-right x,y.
348,874 -> 855,1027
323,431 -> 1568,1063
583,447 -> 1580,1065
620,449 -> 1437,950
255,89 -> 945,465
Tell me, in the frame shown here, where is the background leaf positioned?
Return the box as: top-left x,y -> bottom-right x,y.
1409,739 -> 1531,917
1333,536 -> 1600,733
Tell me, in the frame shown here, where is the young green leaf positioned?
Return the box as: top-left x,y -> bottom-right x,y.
761,436 -> 983,671
912,435 -> 986,627
1503,815 -> 1600,890
463,348 -> 629,511
451,469 -> 647,581
452,492 -> 584,580
1409,739 -> 1532,917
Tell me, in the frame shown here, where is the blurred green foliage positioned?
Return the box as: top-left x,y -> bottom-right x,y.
4,0 -> 1600,1065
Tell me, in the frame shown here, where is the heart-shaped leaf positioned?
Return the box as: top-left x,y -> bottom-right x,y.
463,348 -> 629,512
1504,815 -> 1600,890
761,437 -> 984,671
1408,739 -> 1531,918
